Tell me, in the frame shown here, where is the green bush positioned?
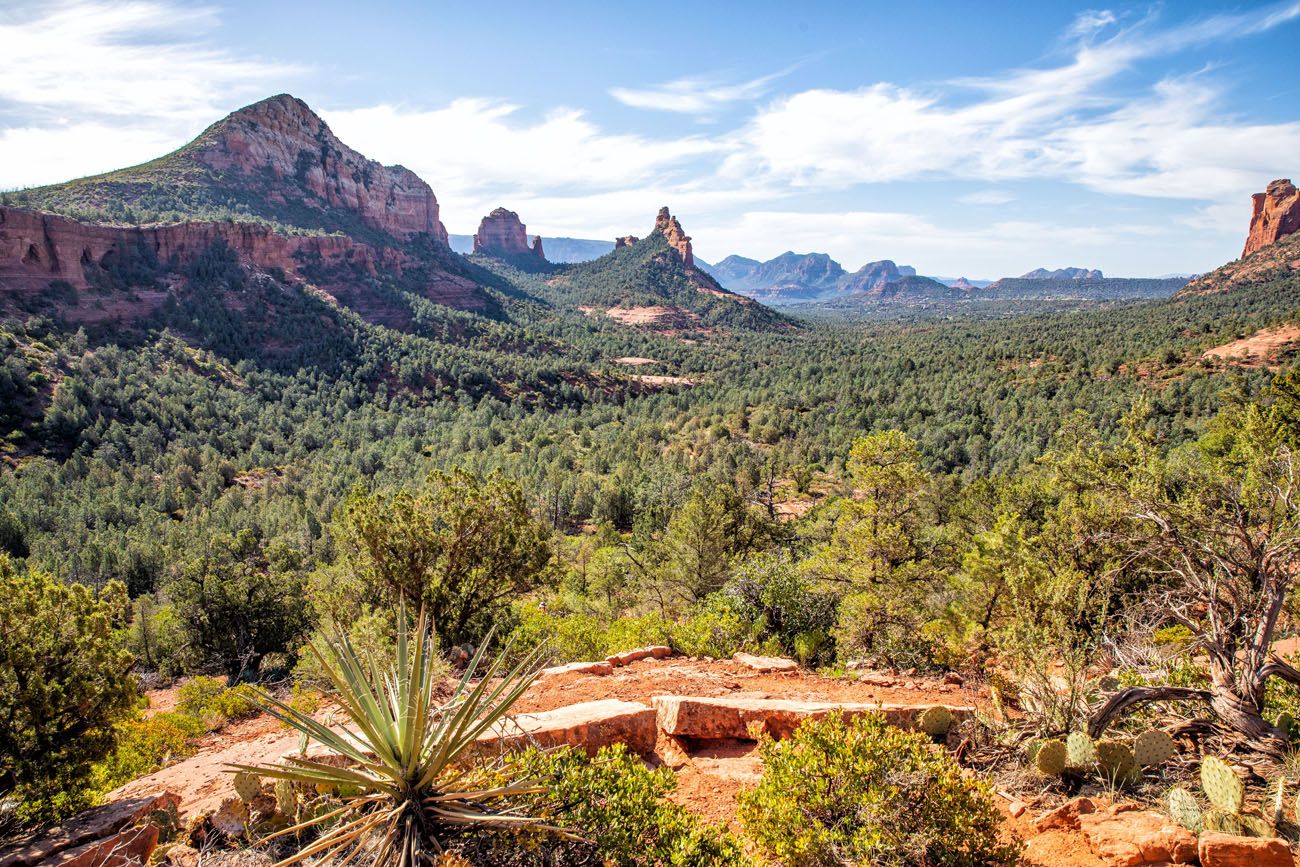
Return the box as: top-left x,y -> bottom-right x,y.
175,676 -> 259,729
671,596 -> 753,658
466,744 -> 745,866
88,711 -> 205,795
0,559 -> 138,824
722,553 -> 840,665
739,712 -> 1021,867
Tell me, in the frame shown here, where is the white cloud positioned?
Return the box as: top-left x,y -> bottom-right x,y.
320,100 -> 731,231
0,1 -> 297,189
0,1 -> 296,124
723,3 -> 1300,216
959,190 -> 1016,205
609,71 -> 785,114
1069,9 -> 1118,38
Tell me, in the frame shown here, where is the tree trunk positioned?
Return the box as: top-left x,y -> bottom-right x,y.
1088,685 -> 1211,739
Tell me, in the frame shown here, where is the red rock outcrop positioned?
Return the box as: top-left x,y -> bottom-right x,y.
0,207 -> 485,311
472,207 -> 544,260
1243,179 -> 1300,258
614,235 -> 638,248
653,207 -> 693,266
188,94 -> 448,243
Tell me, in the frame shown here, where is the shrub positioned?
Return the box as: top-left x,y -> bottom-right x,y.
88,711 -> 205,795
738,712 -> 1021,867
0,559 -> 138,824
722,553 -> 839,665
176,676 -> 259,729
670,595 -> 753,658
467,745 -> 745,866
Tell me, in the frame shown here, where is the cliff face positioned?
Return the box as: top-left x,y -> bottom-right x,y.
188,95 -> 448,242
0,207 -> 485,310
472,207 -> 544,260
1244,179 -> 1300,258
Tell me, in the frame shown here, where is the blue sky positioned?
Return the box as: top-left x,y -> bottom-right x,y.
2,1 -> 1299,277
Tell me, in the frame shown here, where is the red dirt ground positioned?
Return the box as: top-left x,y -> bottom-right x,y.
116,657 -> 1169,865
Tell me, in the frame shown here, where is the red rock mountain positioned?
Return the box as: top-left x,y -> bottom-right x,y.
654,207 -> 694,266
0,94 -> 490,318
1244,179 -> 1300,258
12,94 -> 448,244
472,207 -> 544,260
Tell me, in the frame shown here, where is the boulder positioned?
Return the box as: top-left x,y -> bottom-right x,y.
1198,831 -> 1294,867
651,696 -> 974,740
1076,806 -> 1198,867
538,660 -> 613,677
732,652 -> 798,673
0,793 -> 179,867
1034,797 -> 1096,832
606,646 -> 672,667
479,699 -> 657,756
51,824 -> 159,867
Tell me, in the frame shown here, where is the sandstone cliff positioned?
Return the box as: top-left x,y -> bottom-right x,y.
0,207 -> 485,311
1243,179 -> 1300,258
472,207 -> 545,260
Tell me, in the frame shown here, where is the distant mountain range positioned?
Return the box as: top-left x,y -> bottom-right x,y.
696,252 -> 951,303
1018,267 -> 1103,280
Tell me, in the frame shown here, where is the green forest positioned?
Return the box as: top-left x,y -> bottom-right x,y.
5,200 -> 1300,864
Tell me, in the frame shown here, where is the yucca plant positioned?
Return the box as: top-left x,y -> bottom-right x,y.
233,609 -> 554,867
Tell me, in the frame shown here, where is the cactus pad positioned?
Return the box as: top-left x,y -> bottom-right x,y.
1035,740 -> 1067,776
1096,739 -> 1139,783
1166,788 -> 1203,833
274,779 -> 298,818
232,770 -> 262,803
1133,730 -> 1177,766
917,706 -> 954,736
1201,756 -> 1244,814
1066,731 -> 1097,770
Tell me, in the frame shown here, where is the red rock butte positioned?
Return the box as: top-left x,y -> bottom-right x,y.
1243,178 -> 1300,258
654,207 -> 694,267
472,207 -> 544,260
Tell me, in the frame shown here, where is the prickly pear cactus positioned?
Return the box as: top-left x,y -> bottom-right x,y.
274,779 -> 298,818
1201,756 -> 1244,814
1096,739 -> 1139,783
1133,730 -> 1176,766
1035,739 -> 1067,776
1066,731 -> 1097,770
1203,808 -> 1245,835
1166,788 -> 1203,833
232,770 -> 262,803
210,797 -> 250,838
917,706 -> 954,736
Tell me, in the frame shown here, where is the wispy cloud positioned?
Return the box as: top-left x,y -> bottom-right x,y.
0,1 -> 297,123
609,70 -> 787,114
0,0 -> 298,187
724,2 -> 1300,201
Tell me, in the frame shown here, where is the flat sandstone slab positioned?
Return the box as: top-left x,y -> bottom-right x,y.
479,699 -> 657,756
652,696 -> 974,740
